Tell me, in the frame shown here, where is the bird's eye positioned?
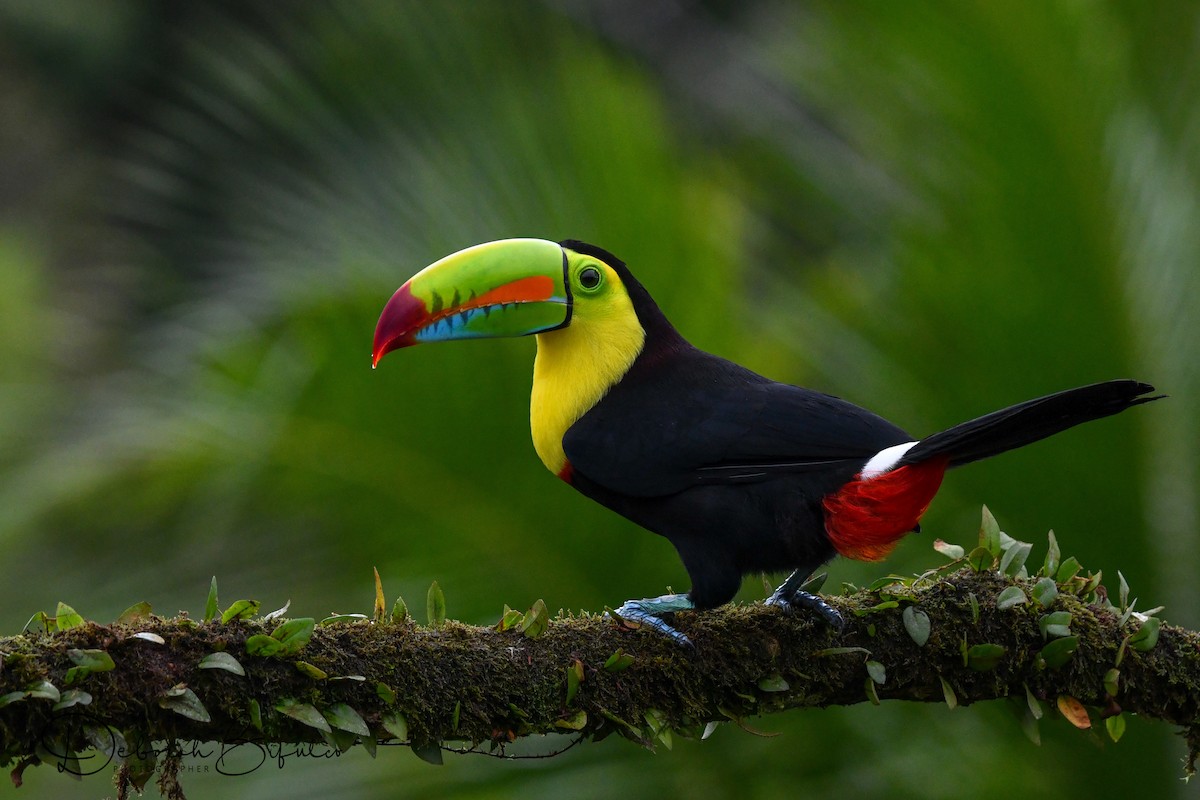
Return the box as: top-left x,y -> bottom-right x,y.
579,266 -> 603,290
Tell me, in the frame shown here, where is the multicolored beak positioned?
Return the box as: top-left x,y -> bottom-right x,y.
372,238 -> 571,367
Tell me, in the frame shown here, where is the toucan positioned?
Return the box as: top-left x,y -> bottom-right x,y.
372,238 -> 1160,645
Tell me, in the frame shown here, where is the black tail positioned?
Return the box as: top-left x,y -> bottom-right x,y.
899,380 -> 1162,469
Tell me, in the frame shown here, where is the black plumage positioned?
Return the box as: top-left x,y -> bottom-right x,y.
557,241 -> 1159,614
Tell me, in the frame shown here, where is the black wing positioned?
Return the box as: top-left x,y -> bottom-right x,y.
562,348 -> 911,498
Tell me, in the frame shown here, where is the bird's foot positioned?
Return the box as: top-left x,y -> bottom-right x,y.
765,588 -> 845,633
608,594 -> 695,648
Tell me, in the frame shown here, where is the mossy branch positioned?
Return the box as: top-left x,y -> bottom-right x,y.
2,562 -> 1199,794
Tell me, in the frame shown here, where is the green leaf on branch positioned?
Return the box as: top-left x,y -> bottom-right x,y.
1106,713 -> 1126,742
325,703 -> 370,737
1056,557 -> 1082,583
160,685 -> 211,723
965,643 -> 1006,671
276,699 -> 331,732
427,581 -> 446,627
198,652 -> 245,676
979,506 -> 1002,557
245,635 -> 284,657
603,649 -> 635,672
1037,636 -> 1079,669
999,541 -> 1032,577
220,600 -> 260,624
271,618 -> 315,654
1129,617 -> 1161,651
902,606 -> 931,646
939,676 -> 957,709
967,547 -> 992,573
996,586 -> 1027,610
1039,611 -> 1072,639
1031,577 -> 1058,608
933,539 -> 965,560
116,602 -> 153,624
204,577 -> 219,623
757,673 -> 790,692
55,602 -> 85,632
520,599 -> 550,639
566,659 -> 584,705
1042,530 -> 1060,578
373,567 -> 386,623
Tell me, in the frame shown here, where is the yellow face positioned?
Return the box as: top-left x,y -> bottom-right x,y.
529,250 -> 647,477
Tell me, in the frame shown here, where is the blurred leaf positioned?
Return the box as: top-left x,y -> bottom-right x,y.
1042,531 -> 1060,578
1056,695 -> 1091,730
427,581 -> 446,628
555,709 -> 588,730
758,674 -> 790,692
204,578 -> 219,624
1106,713 -> 1126,743
55,602 -> 84,632
295,661 -> 327,680
932,540 -> 964,560
263,601 -> 292,622
1024,684 -> 1043,720
412,744 -> 444,765
53,689 -> 91,711
116,602 -> 153,624
26,680 -> 59,702
67,649 -> 114,672
979,506 -> 1001,557
199,651 -> 245,676
382,711 -> 408,741
1104,668 -> 1120,698
939,677 -> 957,710
373,567 -> 386,623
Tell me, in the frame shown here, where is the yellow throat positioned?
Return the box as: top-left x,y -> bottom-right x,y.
530,264 -> 646,476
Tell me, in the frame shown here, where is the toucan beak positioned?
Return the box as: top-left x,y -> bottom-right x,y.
372,238 -> 571,367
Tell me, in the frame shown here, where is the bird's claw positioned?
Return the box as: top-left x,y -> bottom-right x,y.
765,589 -> 845,633
608,599 -> 694,648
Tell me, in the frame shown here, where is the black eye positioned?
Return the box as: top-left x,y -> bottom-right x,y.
579,266 -> 602,290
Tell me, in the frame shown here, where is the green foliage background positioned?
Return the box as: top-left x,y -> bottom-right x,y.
1,2 -> 1196,797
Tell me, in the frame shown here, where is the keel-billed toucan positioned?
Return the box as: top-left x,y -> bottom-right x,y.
372,238 -> 1159,645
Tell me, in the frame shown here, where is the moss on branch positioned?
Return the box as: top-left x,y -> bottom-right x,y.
2,558 -> 1198,797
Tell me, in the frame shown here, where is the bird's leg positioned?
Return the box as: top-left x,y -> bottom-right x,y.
610,593 -> 695,647
765,570 -> 844,632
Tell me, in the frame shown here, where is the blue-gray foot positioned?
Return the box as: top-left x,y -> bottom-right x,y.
765,571 -> 844,632
609,593 -> 695,647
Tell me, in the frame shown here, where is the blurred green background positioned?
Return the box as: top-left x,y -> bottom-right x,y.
1,1 -> 1197,798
